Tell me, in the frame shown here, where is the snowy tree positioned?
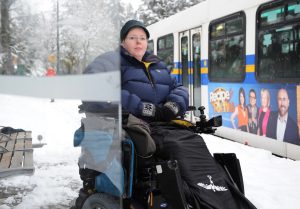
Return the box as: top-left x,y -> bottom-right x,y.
0,0 -> 130,75
57,0 -> 121,74
10,1 -> 54,76
120,1 -> 137,25
0,0 -> 17,74
137,0 -> 204,26
0,0 -> 54,75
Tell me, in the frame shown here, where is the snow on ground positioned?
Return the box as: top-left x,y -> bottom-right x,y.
203,133 -> 300,209
0,94 -> 300,209
0,94 -> 82,209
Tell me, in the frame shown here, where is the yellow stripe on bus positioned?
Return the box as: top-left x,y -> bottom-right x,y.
171,68 -> 180,75
246,65 -> 255,72
201,68 -> 208,74
175,65 -> 254,75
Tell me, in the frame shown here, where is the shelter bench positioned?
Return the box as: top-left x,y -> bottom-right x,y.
0,131 -> 34,178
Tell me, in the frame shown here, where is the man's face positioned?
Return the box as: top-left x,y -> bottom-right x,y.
277,89 -> 289,117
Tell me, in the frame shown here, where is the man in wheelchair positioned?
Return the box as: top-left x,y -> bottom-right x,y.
70,20 -> 257,209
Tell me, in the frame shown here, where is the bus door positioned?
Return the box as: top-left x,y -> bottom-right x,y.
179,28 -> 202,119
191,27 -> 201,117
179,31 -> 191,107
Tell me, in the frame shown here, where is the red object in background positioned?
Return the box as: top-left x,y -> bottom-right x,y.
45,67 -> 56,77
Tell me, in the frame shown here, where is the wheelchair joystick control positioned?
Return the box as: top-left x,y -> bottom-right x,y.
198,106 -> 206,121
194,106 -> 222,134
198,106 -> 205,115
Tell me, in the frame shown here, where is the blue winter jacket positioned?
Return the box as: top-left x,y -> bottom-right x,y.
81,47 -> 189,118
120,46 -> 189,118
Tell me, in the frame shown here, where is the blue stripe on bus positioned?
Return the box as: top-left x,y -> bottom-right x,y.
245,71 -> 257,84
201,60 -> 208,68
174,54 -> 256,85
201,74 -> 209,85
246,55 -> 255,65
174,62 -> 180,68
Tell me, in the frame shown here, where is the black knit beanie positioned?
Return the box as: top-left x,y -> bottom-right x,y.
120,20 -> 150,41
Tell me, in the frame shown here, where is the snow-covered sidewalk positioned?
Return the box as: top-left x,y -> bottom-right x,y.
0,95 -> 82,209
1,94 -> 300,209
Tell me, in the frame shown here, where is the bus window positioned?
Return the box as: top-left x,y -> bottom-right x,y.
158,38 -> 165,50
211,23 -> 225,38
287,2 -> 300,20
257,0 -> 300,82
226,17 -> 243,35
157,34 -> 174,69
148,40 -> 154,54
192,32 -> 201,115
259,6 -> 284,27
181,36 -> 189,87
209,12 -> 246,82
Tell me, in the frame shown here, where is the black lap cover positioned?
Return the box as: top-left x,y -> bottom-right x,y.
150,124 -> 256,209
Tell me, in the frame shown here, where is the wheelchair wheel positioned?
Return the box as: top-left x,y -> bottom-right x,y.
82,193 -> 120,209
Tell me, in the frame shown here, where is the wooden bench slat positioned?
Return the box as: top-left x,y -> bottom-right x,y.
10,138 -> 25,168
17,132 -> 26,138
24,150 -> 34,167
0,136 -> 16,169
0,167 -> 35,178
25,131 -> 32,138
0,131 -> 35,177
0,141 -> 6,159
24,139 -> 32,149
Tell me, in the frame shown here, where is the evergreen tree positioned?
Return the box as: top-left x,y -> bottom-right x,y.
137,0 -> 204,26
120,2 -> 136,25
11,0 -> 51,76
59,0 -> 120,74
0,0 -> 17,74
0,0 -> 129,75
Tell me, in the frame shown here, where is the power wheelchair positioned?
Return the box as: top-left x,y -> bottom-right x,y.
74,106 -> 244,209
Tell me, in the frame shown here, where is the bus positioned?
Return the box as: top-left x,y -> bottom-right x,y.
147,0 -> 300,160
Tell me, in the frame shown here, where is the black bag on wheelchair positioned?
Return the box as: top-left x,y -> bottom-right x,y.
150,123 -> 256,209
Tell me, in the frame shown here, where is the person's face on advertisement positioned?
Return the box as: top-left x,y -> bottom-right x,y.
121,27 -> 148,61
240,92 -> 245,105
249,92 -> 256,106
277,89 -> 289,117
261,91 -> 269,108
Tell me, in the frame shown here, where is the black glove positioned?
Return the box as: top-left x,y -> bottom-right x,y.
141,102 -> 179,122
161,101 -> 179,122
141,102 -> 156,117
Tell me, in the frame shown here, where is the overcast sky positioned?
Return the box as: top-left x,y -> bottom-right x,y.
27,0 -> 142,12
